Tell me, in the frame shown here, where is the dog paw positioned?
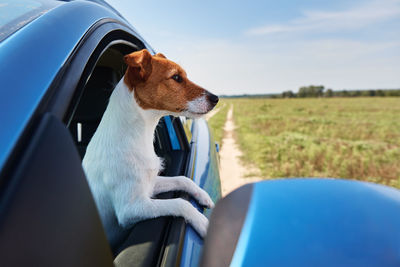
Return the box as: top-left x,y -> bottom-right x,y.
195,188 -> 215,209
190,212 -> 209,238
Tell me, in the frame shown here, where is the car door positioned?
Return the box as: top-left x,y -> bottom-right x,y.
0,1 -> 191,266
59,26 -> 195,267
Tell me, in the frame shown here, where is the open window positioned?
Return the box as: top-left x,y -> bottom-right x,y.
63,39 -> 191,264
67,44 -> 129,158
65,42 -> 189,176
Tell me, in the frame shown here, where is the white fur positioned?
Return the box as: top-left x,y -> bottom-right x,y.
82,79 -> 214,247
186,95 -> 212,115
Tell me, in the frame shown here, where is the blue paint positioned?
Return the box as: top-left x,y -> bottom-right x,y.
231,179 -> 400,267
0,1 -> 134,173
180,222 -> 204,267
180,119 -> 202,267
163,116 -> 180,150
180,118 -> 222,267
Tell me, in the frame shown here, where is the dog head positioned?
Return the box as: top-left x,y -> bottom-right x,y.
123,49 -> 218,117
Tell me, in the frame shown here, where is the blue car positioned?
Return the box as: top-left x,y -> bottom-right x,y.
3,1 -> 400,267
0,0 -> 221,266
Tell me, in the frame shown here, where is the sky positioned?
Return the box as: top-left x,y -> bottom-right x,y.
106,0 -> 400,95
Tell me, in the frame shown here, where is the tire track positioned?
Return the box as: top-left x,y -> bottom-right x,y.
218,105 -> 262,196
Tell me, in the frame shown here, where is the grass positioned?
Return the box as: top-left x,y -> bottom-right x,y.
207,101 -> 230,147
219,97 -> 400,188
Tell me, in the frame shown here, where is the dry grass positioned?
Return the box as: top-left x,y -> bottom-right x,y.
220,97 -> 400,188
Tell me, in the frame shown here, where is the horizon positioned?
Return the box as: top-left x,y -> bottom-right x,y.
221,87 -> 400,97
107,0 -> 400,95
220,87 -> 400,97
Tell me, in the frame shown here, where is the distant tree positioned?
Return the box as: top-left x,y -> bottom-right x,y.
313,85 -> 325,97
282,90 -> 295,98
298,87 -> 307,98
361,90 -> 370,97
376,90 -> 385,97
288,87 -> 400,98
346,90 -> 359,97
385,90 -> 400,96
325,89 -> 333,97
341,90 -> 349,97
298,85 -> 325,97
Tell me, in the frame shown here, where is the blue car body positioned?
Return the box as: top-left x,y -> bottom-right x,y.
202,179 -> 400,267
0,0 -> 148,171
0,0 -> 221,266
233,179 -> 400,266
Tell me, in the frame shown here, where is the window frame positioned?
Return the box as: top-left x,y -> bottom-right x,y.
45,19 -> 148,121
41,18 -> 194,265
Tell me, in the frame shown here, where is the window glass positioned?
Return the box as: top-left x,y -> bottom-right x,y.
0,0 -> 59,42
180,116 -> 192,143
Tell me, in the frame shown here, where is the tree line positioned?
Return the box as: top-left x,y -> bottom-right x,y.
280,86 -> 400,98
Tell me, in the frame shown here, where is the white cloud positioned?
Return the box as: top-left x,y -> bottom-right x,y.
246,0 -> 400,36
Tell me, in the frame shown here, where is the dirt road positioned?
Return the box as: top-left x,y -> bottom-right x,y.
218,106 -> 262,196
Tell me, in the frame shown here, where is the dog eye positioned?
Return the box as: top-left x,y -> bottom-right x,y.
171,74 -> 183,83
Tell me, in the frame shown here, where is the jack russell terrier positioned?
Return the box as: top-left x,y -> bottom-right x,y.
82,49 -> 219,247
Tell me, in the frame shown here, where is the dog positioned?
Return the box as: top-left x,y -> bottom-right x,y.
82,49 -> 219,247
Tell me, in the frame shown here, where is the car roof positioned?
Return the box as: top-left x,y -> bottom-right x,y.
0,0 -> 60,42
0,0 -> 128,43
0,0 -> 141,174
61,0 -> 125,19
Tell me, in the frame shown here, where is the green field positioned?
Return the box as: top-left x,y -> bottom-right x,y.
207,102 -> 230,146
211,97 -> 400,188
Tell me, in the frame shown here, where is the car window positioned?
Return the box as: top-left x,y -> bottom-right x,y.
0,0 -> 59,42
66,44 -> 189,160
61,35 -> 192,259
67,45 -> 132,158
180,116 -> 193,143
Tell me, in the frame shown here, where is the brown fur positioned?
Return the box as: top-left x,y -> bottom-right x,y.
123,49 -> 207,112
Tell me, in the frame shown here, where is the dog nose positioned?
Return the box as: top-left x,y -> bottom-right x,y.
207,93 -> 219,105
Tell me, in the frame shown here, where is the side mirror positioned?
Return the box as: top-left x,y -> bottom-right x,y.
215,142 -> 220,153
201,179 -> 400,267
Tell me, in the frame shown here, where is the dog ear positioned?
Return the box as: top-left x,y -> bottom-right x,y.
124,49 -> 153,84
155,53 -> 166,59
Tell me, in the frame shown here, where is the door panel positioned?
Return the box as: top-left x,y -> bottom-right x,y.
0,114 -> 113,267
